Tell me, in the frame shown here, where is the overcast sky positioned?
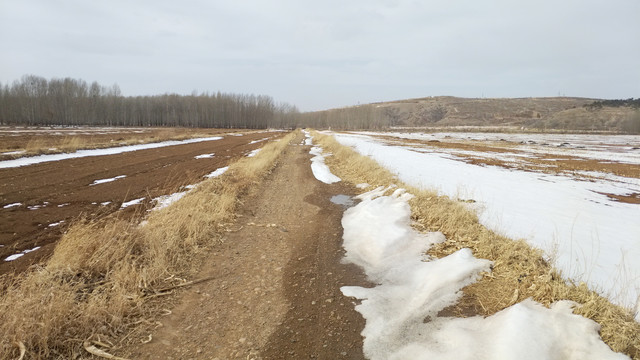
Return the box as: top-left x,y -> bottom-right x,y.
1,0 -> 639,111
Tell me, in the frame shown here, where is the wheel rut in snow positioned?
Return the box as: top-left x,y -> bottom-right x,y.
127,133 -> 370,359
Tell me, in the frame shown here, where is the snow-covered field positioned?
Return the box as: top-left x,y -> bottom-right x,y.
332,131 -> 640,311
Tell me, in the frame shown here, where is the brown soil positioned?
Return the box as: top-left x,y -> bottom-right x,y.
0,127 -> 240,160
124,135 -> 369,359
0,131 -> 285,274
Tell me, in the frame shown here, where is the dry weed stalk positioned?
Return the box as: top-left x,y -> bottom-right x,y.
314,130 -> 640,359
0,131 -> 296,359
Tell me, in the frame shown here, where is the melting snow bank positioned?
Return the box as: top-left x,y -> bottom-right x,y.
0,136 -> 224,169
304,131 -> 341,184
340,187 -> 629,359
310,147 -> 341,184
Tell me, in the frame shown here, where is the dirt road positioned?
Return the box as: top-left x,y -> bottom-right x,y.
0,131 -> 285,273
126,134 -> 369,359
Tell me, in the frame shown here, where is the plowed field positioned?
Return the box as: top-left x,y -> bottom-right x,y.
0,130 -> 287,274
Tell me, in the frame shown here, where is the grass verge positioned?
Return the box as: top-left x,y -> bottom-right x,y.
314,130 -> 640,359
0,130 -> 296,359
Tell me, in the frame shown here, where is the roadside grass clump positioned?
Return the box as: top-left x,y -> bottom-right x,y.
313,130 -> 640,359
0,131 -> 296,359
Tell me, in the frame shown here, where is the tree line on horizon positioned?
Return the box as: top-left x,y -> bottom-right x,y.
0,75 -> 300,129
1,75 -> 638,132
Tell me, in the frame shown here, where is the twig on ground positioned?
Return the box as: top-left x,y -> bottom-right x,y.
83,340 -> 130,360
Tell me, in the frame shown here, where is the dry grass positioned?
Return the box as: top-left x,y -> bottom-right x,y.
314,130 -> 640,359
0,131 -> 296,359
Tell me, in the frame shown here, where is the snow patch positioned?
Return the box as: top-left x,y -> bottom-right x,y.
195,153 -> 215,159
2,150 -> 25,155
152,192 -> 187,211
205,166 -> 229,178
249,137 -> 270,144
4,246 -> 41,262
3,202 -> 21,209
309,146 -> 341,184
120,197 -> 144,209
340,187 -> 629,359
246,148 -> 261,157
90,175 -> 126,186
48,220 -> 64,227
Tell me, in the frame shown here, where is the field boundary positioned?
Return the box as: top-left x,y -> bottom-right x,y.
0,130 -> 296,359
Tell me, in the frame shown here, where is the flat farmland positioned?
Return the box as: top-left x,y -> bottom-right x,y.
334,131 -> 640,308
0,128 -> 287,274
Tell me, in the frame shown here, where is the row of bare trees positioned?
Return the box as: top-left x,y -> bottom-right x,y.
0,75 -> 299,129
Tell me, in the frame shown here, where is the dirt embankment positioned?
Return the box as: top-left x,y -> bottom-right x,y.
125,134 -> 368,359
0,131 -> 284,274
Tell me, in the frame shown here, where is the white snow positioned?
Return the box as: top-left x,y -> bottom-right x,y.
0,136 -> 224,169
249,137 -> 270,144
309,146 -> 341,184
340,186 -> 629,359
90,175 -> 126,186
120,197 -> 144,209
334,132 -> 640,309
152,192 -> 188,211
101,201 -> 111,206
3,202 -> 21,209
195,153 -> 215,159
48,220 -> 64,227
4,246 -> 41,262
355,131 -> 640,165
305,131 -> 341,184
246,148 -> 261,157
1,150 -> 26,155
28,203 -> 48,210
204,166 -> 229,178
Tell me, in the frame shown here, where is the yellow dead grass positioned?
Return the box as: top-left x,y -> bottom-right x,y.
0,131 -> 295,359
314,130 -> 640,359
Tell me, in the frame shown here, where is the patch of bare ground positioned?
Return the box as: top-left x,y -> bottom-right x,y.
0,131 -> 284,274
126,132 -> 368,359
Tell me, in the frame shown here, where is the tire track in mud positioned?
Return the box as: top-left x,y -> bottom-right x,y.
127,132 -> 369,359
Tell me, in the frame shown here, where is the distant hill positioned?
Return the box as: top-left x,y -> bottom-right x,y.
374,96 -> 637,131
300,96 -> 640,133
